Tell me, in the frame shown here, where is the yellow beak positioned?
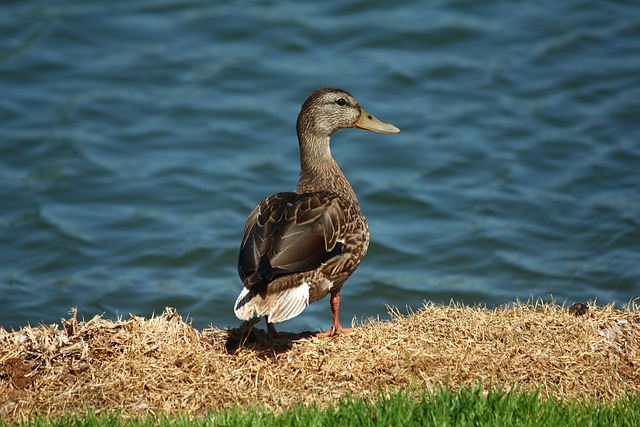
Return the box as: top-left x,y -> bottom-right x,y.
354,107 -> 400,134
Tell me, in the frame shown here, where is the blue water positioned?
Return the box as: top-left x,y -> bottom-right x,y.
2,0 -> 639,332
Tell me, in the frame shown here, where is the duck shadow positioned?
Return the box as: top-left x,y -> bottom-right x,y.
224,320 -> 316,355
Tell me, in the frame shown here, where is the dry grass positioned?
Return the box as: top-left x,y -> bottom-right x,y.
1,300 -> 639,421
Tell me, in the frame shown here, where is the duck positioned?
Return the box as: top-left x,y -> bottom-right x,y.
234,88 -> 400,337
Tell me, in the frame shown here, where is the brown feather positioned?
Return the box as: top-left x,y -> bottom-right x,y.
234,88 -> 397,327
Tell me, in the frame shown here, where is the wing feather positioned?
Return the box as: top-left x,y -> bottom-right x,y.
237,192 -> 346,291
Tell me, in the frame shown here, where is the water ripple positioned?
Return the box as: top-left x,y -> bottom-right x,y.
1,0 -> 639,330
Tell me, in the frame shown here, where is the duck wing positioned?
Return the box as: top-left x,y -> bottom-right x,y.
238,192 -> 345,293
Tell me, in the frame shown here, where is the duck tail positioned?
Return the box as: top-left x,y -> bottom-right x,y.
233,282 -> 310,323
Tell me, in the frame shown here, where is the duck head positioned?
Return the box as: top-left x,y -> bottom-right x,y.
296,88 -> 400,138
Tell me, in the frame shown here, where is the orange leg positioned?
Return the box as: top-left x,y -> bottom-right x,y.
265,316 -> 281,337
315,292 -> 356,337
266,316 -> 307,339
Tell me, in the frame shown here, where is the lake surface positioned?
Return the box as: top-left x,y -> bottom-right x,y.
2,0 -> 639,332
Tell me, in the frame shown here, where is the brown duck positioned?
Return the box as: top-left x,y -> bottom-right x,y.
234,88 -> 400,336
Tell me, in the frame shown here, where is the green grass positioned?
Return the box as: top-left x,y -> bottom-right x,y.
8,387 -> 640,427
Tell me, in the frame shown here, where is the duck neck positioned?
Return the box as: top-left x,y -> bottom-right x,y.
296,133 -> 356,200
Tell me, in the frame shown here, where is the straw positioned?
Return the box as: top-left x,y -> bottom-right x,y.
1,300 -> 638,420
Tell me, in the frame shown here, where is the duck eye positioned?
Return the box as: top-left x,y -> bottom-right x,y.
336,98 -> 347,106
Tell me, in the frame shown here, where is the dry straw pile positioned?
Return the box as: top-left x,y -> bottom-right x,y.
1,301 -> 639,421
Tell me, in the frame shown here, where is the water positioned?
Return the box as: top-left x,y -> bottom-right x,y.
1,0 -> 639,332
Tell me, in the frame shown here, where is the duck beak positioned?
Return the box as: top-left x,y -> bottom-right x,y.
354,107 -> 400,134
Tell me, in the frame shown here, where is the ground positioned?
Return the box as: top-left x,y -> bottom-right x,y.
1,301 -> 639,421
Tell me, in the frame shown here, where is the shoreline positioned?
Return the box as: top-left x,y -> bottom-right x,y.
1,301 -> 639,420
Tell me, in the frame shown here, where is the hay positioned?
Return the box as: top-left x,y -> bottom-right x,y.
1,301 -> 638,421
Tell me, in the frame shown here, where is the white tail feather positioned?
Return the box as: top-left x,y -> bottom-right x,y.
234,283 -> 310,323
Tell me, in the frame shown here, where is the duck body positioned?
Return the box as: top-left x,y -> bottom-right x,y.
234,88 -> 399,336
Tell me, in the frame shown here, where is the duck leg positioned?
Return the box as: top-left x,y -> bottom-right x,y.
266,293 -> 355,338
266,316 -> 308,339
265,316 -> 281,337
316,292 -> 355,337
